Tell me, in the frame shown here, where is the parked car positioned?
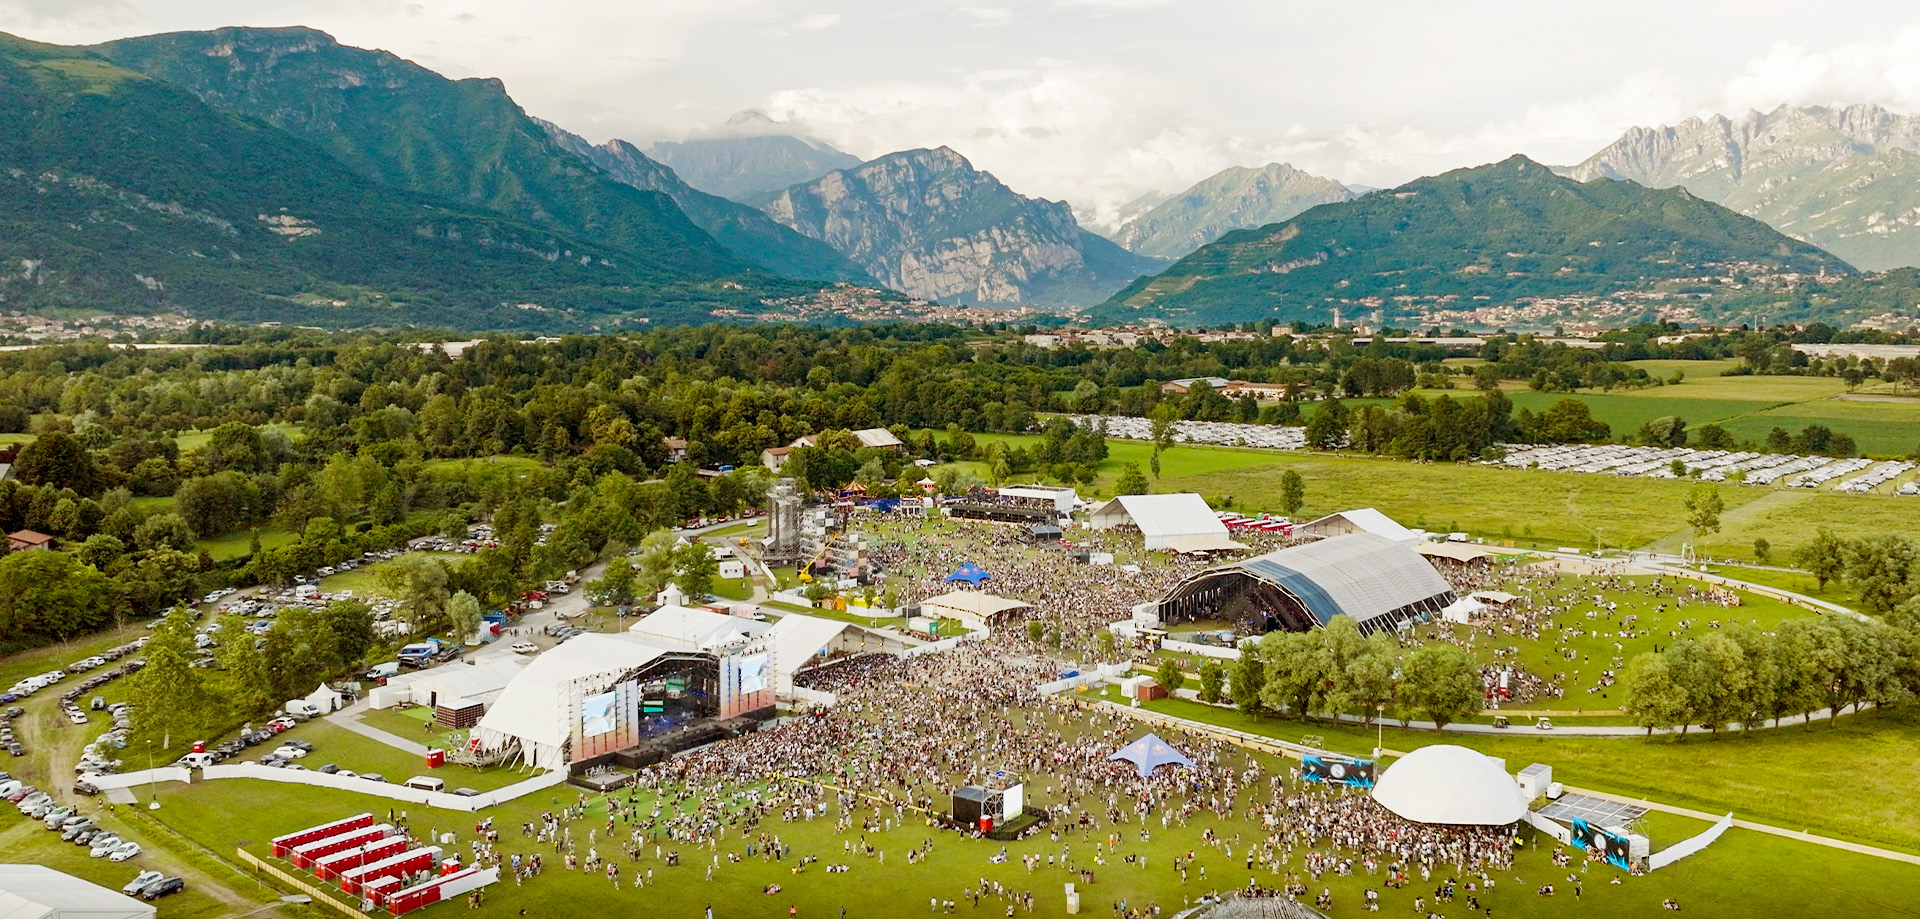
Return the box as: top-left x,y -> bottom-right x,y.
88,834 -> 123,856
108,841 -> 142,862
62,821 -> 98,842
510,642 -> 539,655
123,871 -> 164,895
317,763 -> 339,775
7,743 -> 25,756
70,826 -> 102,845
259,754 -> 288,768
138,877 -> 185,900
281,739 -> 314,753
271,746 -> 307,760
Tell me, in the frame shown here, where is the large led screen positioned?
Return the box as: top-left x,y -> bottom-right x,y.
580,690 -> 619,738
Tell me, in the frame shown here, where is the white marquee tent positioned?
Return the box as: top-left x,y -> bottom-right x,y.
472,634 -> 675,769
920,591 -> 1032,630
1088,494 -> 1227,550
627,605 -> 770,652
0,865 -> 155,919
1296,508 -> 1420,547
1370,744 -> 1527,825
370,658 -> 525,710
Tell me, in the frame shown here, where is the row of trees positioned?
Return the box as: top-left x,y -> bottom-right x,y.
1225,618 -> 1486,731
1620,614 -> 1917,737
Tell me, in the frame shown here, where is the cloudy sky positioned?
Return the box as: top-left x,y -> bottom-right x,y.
15,0 -> 1920,225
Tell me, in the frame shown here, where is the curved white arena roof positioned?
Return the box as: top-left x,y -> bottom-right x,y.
1371,744 -> 1527,825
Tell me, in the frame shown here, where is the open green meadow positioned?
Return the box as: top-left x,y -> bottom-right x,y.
1113,689 -> 1920,857
174,423 -> 303,453
317,551 -> 466,598
195,525 -> 300,562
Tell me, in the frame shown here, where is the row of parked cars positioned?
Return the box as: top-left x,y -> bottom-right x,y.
2,780 -> 146,863
122,871 -> 185,901
3,638 -> 146,703
77,702 -> 134,779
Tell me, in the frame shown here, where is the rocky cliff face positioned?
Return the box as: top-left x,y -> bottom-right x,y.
1567,104 -> 1920,270
540,122 -> 875,284
762,147 -> 1165,305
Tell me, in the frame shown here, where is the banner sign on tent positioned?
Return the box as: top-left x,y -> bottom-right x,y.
1570,818 -> 1633,871
1301,754 -> 1375,788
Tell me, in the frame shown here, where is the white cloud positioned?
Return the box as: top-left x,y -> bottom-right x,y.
794,12 -> 842,30
958,6 -> 1013,24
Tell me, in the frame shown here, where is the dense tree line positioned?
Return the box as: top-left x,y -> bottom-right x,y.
1227,618 -> 1484,731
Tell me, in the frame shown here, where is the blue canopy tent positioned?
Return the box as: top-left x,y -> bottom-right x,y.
944,562 -> 992,585
1107,733 -> 1195,778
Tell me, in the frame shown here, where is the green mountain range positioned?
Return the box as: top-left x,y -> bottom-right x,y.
1091,155 -> 1854,327
1566,104 -> 1920,271
0,32 -> 807,329
647,131 -> 864,203
1108,163 -> 1355,259
763,146 -> 1168,306
537,121 -> 875,284
92,27 -> 746,278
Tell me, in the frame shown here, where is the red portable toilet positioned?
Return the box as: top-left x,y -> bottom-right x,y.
426,750 -> 446,768
192,740 -> 206,753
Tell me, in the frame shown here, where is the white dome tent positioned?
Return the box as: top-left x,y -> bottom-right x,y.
1370,745 -> 1527,825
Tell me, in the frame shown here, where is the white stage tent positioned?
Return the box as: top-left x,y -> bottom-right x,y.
1371,745 -> 1527,825
0,866 -> 155,919
920,591 -> 1032,630
627,605 -> 770,652
767,614 -> 906,692
1088,494 -> 1227,550
472,634 -> 675,769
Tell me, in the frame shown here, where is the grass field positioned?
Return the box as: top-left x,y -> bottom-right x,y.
1409,575 -> 1817,706
174,422 -> 302,453
136,714 -> 1920,919
194,526 -> 299,562
1114,689 -> 1920,856
1680,489 -> 1920,561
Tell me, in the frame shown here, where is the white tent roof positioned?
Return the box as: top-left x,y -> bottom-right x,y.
627,605 -> 769,651
386,658 -> 524,706
767,614 -> 899,680
1299,508 -> 1418,546
1417,542 -> 1495,563
1440,596 -> 1485,623
1471,590 -> 1520,605
0,866 -> 155,919
1090,494 -> 1227,549
473,634 -> 673,768
1371,745 -> 1527,825
921,591 -> 1032,623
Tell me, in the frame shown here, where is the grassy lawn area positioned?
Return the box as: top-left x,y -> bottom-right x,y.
126,495 -> 177,514
140,729 -> 1920,919
1685,489 -> 1920,561
0,809 -> 240,919
1697,564 -> 1863,607
1407,575 -> 1817,705
195,525 -> 298,562
421,456 -> 549,476
175,422 -> 302,453
259,718 -> 528,792
1719,395 -> 1920,456
1116,690 -> 1920,855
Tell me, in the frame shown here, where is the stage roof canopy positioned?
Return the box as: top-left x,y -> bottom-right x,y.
1154,532 -> 1453,635
1163,535 -> 1250,555
1296,507 -> 1419,546
473,634 -> 678,768
1107,733 -> 1195,778
1370,744 -> 1527,825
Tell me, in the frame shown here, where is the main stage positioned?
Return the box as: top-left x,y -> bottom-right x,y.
567,711 -> 773,791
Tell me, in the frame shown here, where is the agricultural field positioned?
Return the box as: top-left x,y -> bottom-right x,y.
194,525 -> 299,562
173,422 -> 303,452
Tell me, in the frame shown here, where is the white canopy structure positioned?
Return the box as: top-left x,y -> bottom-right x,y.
767,614 -> 907,692
1162,535 -> 1250,555
627,605 -> 770,652
1088,494 -> 1227,550
1471,591 -> 1520,606
1370,745 -> 1527,825
371,658 -> 524,710
303,683 -> 345,714
0,866 -> 155,919
1296,508 -> 1420,546
1440,596 -> 1486,624
473,634 -> 676,769
920,591 -> 1032,630
1417,542 -> 1496,564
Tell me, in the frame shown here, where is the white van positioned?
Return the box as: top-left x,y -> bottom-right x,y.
364,662 -> 401,681
403,776 -> 444,793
